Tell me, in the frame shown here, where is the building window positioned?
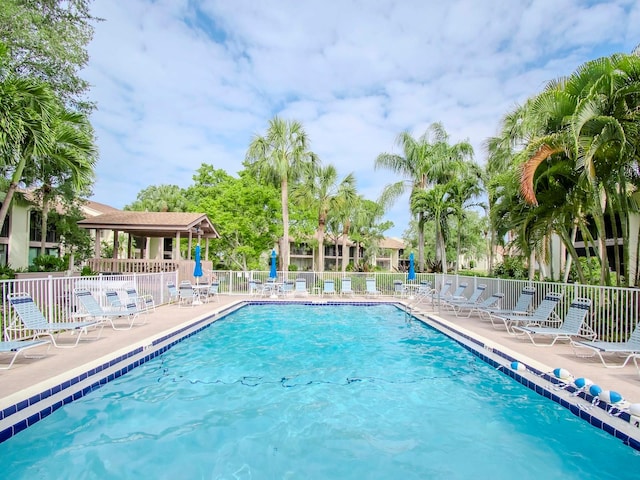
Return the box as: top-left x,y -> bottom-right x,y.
0,203 -> 8,238
29,210 -> 60,243
0,244 -> 7,266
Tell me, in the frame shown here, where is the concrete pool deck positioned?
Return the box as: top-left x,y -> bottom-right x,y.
2,294 -> 640,417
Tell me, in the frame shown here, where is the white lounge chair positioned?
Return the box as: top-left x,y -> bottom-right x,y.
571,322 -> 640,368
442,282 -> 469,303
205,281 -> 220,302
365,278 -> 381,297
7,292 -> 103,348
393,280 -> 408,298
490,292 -> 563,333
74,288 -> 144,330
444,284 -> 486,310
340,278 -> 354,297
294,278 -> 309,297
0,339 -> 50,370
512,297 -> 595,346
125,286 -> 155,313
279,280 -> 295,297
104,289 -> 126,311
323,279 -> 337,297
481,285 -> 536,321
179,281 -> 196,307
453,292 -> 505,318
167,281 -> 180,304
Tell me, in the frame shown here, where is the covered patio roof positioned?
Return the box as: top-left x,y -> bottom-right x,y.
78,211 -> 219,239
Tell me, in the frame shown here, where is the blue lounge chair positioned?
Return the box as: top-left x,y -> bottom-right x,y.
490,292 -> 563,333
125,287 -> 155,313
481,285 -> 536,321
7,292 -> 103,348
512,297 -> 595,346
167,281 -> 180,304
365,278 -> 381,297
453,292 -> 505,318
179,281 -> 196,307
323,279 -> 337,297
104,289 -> 126,310
444,284 -> 486,310
340,278 -> 354,297
205,281 -> 220,302
393,280 -> 408,298
74,288 -> 144,330
294,278 -> 309,297
0,339 -> 50,370
571,322 -> 640,368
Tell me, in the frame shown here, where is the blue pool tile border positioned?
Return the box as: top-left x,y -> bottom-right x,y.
1,300 -> 639,451
422,312 -> 640,451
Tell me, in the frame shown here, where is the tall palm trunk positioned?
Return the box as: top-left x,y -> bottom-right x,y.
341,221 -> 350,272
280,177 -> 290,272
0,156 -> 28,229
317,217 -> 326,272
417,211 -> 425,272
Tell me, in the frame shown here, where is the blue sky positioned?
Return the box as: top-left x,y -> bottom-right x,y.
84,0 -> 640,237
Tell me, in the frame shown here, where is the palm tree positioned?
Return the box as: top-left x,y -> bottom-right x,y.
245,117 -> 317,272
375,124 -> 445,272
294,164 -> 356,271
447,163 -> 484,273
24,107 -> 96,255
0,44 -> 58,227
517,53 -> 640,285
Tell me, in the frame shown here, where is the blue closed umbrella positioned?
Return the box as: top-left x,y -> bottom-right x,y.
408,252 -> 416,281
193,244 -> 203,284
269,249 -> 277,279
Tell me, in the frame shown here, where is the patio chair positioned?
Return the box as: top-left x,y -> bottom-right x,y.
179,281 -> 195,307
248,280 -> 262,297
294,278 -> 309,297
7,292 -> 104,348
511,297 -> 595,347
480,285 -> 536,321
0,339 -> 50,370
279,280 -> 295,297
365,278 -> 381,298
74,288 -> 144,330
570,321 -> 640,368
262,280 -> 278,298
426,280 -> 452,306
452,292 -> 505,318
442,282 -> 469,303
104,289 -> 126,311
443,284 -> 486,310
340,278 -> 354,297
204,281 -> 220,302
167,281 -> 180,304
393,280 -> 407,298
323,279 -> 337,297
490,292 -> 563,333
125,287 -> 155,313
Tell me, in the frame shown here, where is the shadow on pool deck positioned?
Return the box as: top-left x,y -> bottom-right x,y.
2,294 -> 640,409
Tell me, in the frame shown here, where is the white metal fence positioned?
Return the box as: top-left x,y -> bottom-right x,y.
2,270 -> 638,343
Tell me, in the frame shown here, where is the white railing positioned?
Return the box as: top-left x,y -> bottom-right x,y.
1,271 -> 178,340
2,270 -> 638,344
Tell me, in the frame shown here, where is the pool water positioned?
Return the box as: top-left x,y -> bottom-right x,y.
1,303 -> 639,479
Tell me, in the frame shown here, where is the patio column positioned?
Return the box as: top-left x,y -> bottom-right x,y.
94,229 -> 101,258
174,231 -> 181,260
113,230 -> 119,259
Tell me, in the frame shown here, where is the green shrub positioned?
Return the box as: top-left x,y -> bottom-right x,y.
31,255 -> 67,272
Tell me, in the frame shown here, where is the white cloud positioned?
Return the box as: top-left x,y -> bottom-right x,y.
85,0 -> 640,235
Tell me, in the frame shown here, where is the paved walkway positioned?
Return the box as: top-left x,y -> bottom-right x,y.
2,295 -> 640,410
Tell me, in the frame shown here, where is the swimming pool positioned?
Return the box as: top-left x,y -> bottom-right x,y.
1,303 -> 639,478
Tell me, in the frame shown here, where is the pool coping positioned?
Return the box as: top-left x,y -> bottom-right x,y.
1,299 -> 639,451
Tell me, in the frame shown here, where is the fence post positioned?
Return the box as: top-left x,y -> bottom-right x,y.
47,274 -> 54,321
